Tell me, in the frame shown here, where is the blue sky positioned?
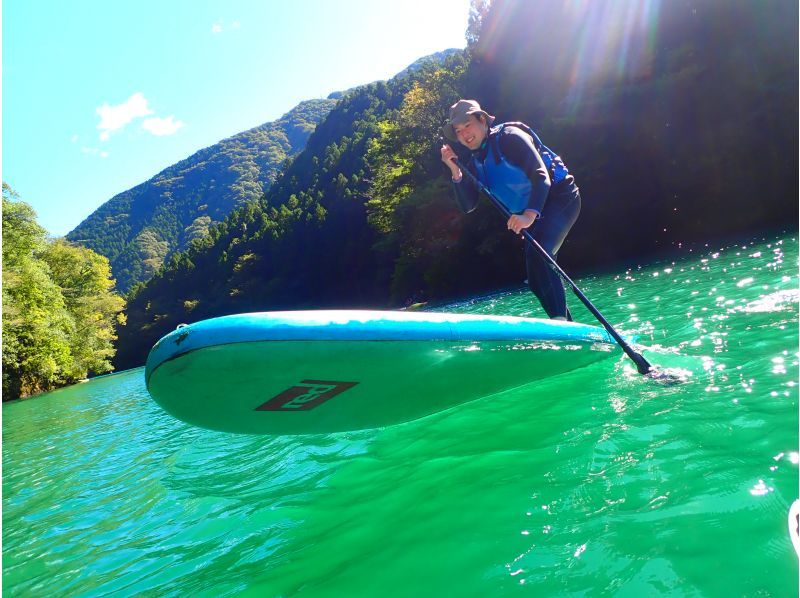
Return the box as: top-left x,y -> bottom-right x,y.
3,0 -> 471,236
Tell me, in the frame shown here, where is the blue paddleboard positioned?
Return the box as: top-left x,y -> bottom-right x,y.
145,310 -> 618,434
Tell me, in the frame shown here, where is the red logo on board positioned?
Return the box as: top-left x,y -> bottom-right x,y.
255,380 -> 358,411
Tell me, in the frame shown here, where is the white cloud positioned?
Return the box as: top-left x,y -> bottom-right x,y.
81,146 -> 109,158
142,116 -> 185,136
212,20 -> 240,34
96,92 -> 153,141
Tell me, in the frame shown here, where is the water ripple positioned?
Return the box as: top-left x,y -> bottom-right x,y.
3,233 -> 798,596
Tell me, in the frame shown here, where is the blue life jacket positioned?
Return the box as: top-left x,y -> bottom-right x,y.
471,122 -> 570,214
473,123 -> 570,212
472,139 -> 532,214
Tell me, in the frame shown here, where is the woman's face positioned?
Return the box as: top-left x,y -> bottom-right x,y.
454,115 -> 487,150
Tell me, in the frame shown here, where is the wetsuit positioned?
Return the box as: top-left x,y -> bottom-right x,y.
452,124 -> 581,319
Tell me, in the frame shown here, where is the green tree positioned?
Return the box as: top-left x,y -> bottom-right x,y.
42,239 -> 126,378
364,59 -> 475,301
366,63 -> 467,233
3,187 -> 73,398
2,184 -> 126,400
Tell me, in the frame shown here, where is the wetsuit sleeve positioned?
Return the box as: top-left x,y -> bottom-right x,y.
499,127 -> 551,215
452,163 -> 480,214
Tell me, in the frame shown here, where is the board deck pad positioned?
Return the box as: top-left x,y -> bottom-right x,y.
145,310 -> 618,435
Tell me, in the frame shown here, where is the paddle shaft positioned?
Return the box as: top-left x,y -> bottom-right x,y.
451,156 -> 652,375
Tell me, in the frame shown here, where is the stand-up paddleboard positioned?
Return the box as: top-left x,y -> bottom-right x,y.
145,310 -> 618,435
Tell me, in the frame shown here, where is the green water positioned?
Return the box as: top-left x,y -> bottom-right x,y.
4,233 -> 798,597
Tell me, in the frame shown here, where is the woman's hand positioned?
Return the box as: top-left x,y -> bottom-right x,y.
507,210 -> 538,235
440,144 -> 462,181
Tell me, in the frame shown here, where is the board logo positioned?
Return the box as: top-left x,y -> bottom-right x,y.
255,380 -> 358,412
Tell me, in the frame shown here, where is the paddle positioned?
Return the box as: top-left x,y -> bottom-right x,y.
446,153 -> 653,376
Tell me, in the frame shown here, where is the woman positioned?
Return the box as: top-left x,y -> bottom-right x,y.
440,99 -> 581,320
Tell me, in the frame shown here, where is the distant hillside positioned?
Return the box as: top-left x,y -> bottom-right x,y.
66,98 -> 337,292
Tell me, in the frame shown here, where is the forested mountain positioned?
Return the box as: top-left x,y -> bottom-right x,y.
115,0 -> 797,370
466,0 -> 797,266
66,99 -> 337,291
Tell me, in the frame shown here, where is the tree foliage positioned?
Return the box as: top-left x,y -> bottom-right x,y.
2,184 -> 126,400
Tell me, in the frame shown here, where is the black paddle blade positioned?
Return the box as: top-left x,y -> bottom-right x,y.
644,365 -> 693,386
629,351 -> 653,375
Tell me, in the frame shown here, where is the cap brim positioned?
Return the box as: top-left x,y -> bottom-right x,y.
442,110 -> 495,144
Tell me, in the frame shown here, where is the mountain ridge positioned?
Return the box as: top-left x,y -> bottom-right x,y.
67,49 -> 462,293
66,98 -> 338,291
